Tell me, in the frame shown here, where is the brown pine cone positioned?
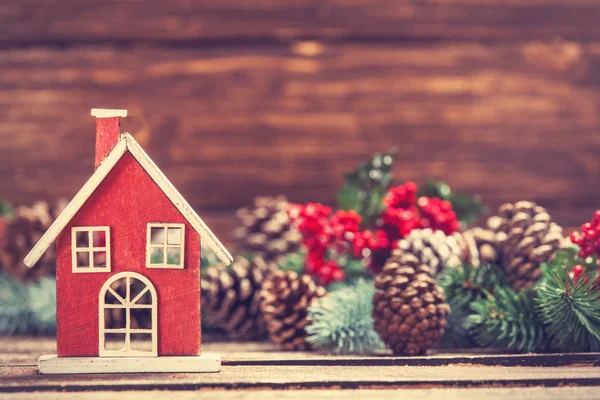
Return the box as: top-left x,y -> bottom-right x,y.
260,270 -> 326,351
394,228 -> 467,276
0,200 -> 66,281
462,226 -> 507,267
373,251 -> 450,356
493,201 -> 563,290
233,196 -> 302,263
201,256 -> 276,340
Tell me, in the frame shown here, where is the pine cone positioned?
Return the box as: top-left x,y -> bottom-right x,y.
493,201 -> 563,290
0,200 -> 66,281
233,196 -> 302,263
260,270 -> 326,351
201,256 -> 275,340
394,228 -> 466,276
462,226 -> 507,267
373,251 -> 450,355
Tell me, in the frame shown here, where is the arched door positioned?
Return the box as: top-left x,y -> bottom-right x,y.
99,272 -> 157,357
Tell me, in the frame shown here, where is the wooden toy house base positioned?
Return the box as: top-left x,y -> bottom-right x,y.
38,353 -> 221,374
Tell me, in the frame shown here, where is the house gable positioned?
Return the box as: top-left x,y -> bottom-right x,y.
24,134 -> 232,269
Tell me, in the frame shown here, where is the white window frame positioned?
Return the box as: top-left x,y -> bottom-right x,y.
146,223 -> 185,269
99,271 -> 158,357
71,226 -> 111,273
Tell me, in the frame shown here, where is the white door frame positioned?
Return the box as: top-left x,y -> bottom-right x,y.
99,271 -> 158,357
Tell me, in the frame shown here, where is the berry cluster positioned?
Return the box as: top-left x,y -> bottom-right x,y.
418,197 -> 460,235
383,181 -> 417,209
289,182 -> 461,281
287,203 -> 348,285
356,182 -> 460,272
570,211 -> 600,259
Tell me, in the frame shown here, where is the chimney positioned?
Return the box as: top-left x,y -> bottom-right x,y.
91,108 -> 128,169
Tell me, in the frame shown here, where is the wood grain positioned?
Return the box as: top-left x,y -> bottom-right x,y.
3,387 -> 600,400
1,1 -> 600,43
0,41 -> 599,228
2,337 -> 600,394
3,364 -> 600,391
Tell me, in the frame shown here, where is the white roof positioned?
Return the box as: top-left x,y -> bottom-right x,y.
24,133 -> 233,268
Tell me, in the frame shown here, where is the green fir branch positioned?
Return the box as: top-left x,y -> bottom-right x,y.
467,286 -> 547,353
0,273 -> 34,335
438,264 -> 504,348
338,151 -> 395,227
439,264 -> 505,310
535,266 -> 600,352
0,273 -> 56,335
26,277 -> 56,334
306,279 -> 385,355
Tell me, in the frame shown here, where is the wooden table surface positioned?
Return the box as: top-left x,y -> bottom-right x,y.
1,336 -> 600,399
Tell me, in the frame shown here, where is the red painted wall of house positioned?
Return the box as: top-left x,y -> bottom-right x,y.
55,152 -> 202,357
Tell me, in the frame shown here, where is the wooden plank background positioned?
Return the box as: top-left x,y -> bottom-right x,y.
2,0 -> 600,242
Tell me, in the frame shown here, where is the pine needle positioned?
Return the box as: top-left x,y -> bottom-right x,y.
306,279 -> 385,355
27,277 -> 56,334
438,264 -> 503,348
467,286 -> 547,353
535,266 -> 600,352
0,273 -> 56,335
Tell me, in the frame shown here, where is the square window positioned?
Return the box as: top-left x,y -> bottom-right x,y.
166,247 -> 181,265
76,231 -> 89,248
150,227 -> 165,245
72,227 -> 111,273
146,224 -> 185,269
167,228 -> 182,245
150,247 -> 164,264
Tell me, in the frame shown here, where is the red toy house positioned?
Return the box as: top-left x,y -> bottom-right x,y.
24,109 -> 232,374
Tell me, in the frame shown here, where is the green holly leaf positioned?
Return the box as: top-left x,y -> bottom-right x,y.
277,252 -> 306,274
0,198 -> 13,218
338,255 -> 371,281
338,151 -> 395,227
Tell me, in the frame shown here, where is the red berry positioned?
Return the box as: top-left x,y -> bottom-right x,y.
404,181 -> 417,193
585,245 -> 595,256
570,232 -> 581,244
332,268 -> 345,282
573,264 -> 585,283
